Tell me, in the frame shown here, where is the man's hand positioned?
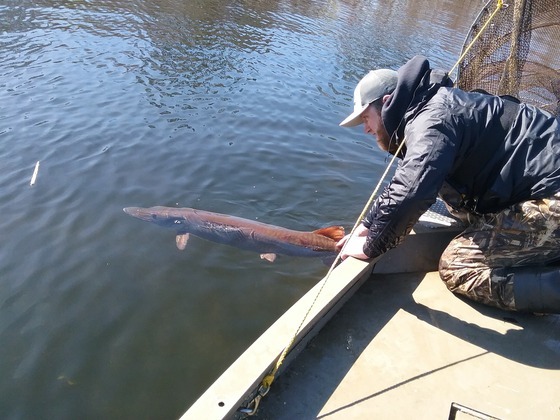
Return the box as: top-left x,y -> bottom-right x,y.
336,223 -> 370,260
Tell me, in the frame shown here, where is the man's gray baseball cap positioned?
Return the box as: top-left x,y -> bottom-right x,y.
339,69 -> 398,127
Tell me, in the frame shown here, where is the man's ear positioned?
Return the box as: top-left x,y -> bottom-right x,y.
381,94 -> 392,104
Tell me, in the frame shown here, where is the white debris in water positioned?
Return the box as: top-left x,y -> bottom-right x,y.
30,161 -> 40,186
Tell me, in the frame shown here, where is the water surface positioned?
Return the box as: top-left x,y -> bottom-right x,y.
1,0 -> 481,417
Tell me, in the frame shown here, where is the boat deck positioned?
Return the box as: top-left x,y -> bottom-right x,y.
254,271 -> 560,419
183,202 -> 560,419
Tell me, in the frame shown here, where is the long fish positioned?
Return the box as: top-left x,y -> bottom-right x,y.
123,206 -> 345,262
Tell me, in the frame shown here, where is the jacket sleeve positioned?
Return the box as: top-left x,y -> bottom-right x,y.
362,107 -> 461,258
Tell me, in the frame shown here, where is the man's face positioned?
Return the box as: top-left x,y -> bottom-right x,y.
360,104 -> 392,152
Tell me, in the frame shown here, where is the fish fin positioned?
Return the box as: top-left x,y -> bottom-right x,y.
313,226 -> 345,241
260,253 -> 277,262
176,233 -> 190,250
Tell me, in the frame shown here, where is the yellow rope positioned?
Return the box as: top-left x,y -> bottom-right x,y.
248,0 -> 505,412
449,0 -> 504,76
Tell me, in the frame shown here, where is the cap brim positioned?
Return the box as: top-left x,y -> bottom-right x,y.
339,104 -> 367,127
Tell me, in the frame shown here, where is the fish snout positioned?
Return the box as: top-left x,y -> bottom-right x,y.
123,207 -> 140,217
123,207 -> 155,222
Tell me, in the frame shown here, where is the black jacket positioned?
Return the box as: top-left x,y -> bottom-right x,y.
362,55 -> 560,258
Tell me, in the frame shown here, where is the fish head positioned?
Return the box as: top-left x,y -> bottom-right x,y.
123,206 -> 188,229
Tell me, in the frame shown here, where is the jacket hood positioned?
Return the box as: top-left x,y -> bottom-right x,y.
382,55 -> 453,140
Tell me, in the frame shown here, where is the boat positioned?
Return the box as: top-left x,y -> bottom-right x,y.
182,201 -> 560,419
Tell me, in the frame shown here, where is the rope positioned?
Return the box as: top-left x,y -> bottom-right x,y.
244,0 -> 506,414
449,0 -> 504,77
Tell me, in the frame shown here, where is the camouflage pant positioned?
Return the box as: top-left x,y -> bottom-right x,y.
439,193 -> 560,310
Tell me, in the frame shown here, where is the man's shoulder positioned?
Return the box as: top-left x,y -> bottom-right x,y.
428,87 -> 505,115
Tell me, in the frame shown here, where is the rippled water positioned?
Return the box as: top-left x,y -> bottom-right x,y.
1,0 -> 480,418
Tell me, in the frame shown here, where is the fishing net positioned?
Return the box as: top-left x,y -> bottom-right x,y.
456,0 -> 560,116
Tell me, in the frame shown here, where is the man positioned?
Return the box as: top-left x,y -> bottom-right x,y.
337,55 -> 560,314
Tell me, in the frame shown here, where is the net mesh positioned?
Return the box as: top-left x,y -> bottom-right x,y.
457,0 -> 560,116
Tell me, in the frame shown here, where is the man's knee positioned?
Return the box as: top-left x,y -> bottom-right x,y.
438,261 -> 490,296
439,257 -> 515,310
438,245 -> 487,293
